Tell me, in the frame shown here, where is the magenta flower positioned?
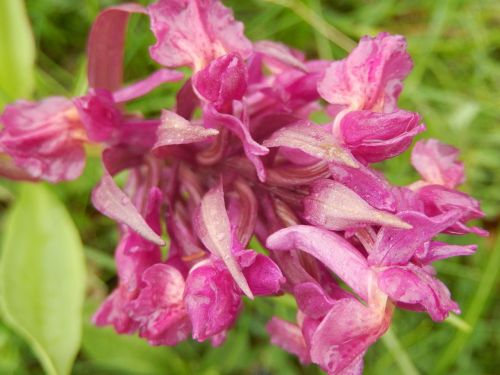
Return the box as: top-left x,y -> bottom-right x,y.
148,0 -> 252,71
318,32 -> 412,113
0,1 -> 486,373
0,97 -> 86,182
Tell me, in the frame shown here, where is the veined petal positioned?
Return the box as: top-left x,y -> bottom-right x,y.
153,110 -> 218,155
318,32 -> 412,112
266,225 -> 372,300
192,53 -> 247,112
228,179 -> 258,247
416,241 -> 477,264
293,282 -> 336,320
368,210 -> 462,267
304,179 -> 411,231
377,263 -> 459,321
88,4 -> 146,91
340,110 -> 424,162
128,264 -> 191,345
123,188 -> 163,254
102,147 -> 145,176
148,0 -> 252,70
74,89 -> 122,143
93,289 -> 139,334
184,260 -> 242,341
237,250 -> 284,296
411,139 -> 465,188
417,185 -> 488,236
92,168 -> 165,246
93,227 -> 162,333
263,122 -> 357,167
310,295 -> 391,374
194,182 -> 253,298
0,97 -> 85,182
330,163 -> 397,212
203,103 -> 268,181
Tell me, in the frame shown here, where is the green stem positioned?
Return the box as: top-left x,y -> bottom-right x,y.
381,328 -> 421,375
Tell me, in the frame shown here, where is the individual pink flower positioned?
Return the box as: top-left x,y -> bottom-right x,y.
0,97 -> 86,182
340,110 -> 425,163
318,32 -> 412,113
127,263 -> 191,345
148,0 -> 252,71
411,139 -> 465,188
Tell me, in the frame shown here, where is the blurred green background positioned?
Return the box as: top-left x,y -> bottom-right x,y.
0,0 -> 499,374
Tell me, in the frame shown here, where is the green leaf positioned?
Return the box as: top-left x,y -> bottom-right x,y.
82,304 -> 189,375
0,184 -> 86,375
0,0 -> 35,108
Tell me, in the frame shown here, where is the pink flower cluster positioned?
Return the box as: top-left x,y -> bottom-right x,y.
0,1 -> 486,373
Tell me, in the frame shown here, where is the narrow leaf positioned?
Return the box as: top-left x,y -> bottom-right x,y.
0,184 -> 86,375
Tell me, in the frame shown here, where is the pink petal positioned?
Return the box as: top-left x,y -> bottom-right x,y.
166,208 -> 205,259
93,289 -> 139,334
266,225 -> 373,301
304,179 -> 411,231
153,110 -> 218,156
411,139 -> 465,188
93,228 -> 162,333
0,155 -> 39,181
329,163 -> 397,212
74,89 -> 122,143
368,210 -> 462,267
88,4 -> 146,91
417,185 -> 488,236
266,317 -> 310,364
266,161 -> 331,188
112,69 -> 184,103
184,260 -> 242,341
175,79 -> 199,119
310,297 -> 390,374
318,32 -> 412,112
340,110 -> 425,162
377,263 -> 460,321
0,97 -> 85,182
123,188 -> 163,254
192,52 -> 247,112
128,264 -> 191,345
228,179 -> 258,247
102,147 -> 145,176
254,41 -> 307,72
148,0 -> 252,70
263,121 -> 357,167
416,241 -> 477,264
194,182 -> 253,297
92,169 -> 165,246
237,250 -> 284,296
203,103 -> 268,182
293,282 -> 336,320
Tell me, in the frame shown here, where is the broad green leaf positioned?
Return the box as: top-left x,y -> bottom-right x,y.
0,184 -> 86,375
82,303 -> 189,375
0,0 -> 35,108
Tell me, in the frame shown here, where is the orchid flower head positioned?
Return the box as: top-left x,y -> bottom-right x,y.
0,2 -> 486,374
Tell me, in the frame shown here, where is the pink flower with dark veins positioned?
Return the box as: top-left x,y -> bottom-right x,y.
0,1 -> 486,373
0,97 -> 86,182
